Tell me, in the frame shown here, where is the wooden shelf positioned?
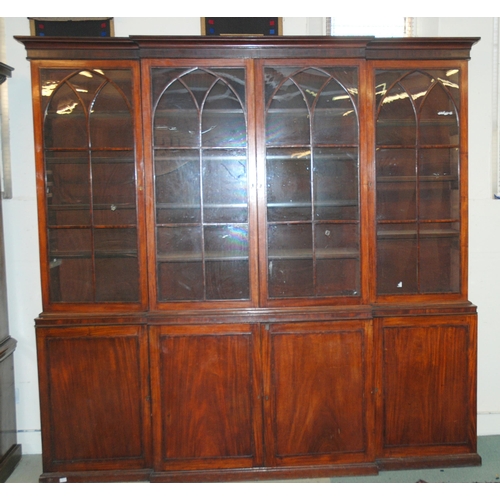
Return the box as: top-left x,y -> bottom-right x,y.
377,175 -> 458,183
377,228 -> 459,239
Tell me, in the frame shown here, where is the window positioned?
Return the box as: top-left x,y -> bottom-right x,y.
328,17 -> 414,37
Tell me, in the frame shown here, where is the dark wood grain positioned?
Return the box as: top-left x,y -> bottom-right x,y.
37,326 -> 151,472
262,320 -> 375,468
377,314 -> 478,459
150,324 -> 262,471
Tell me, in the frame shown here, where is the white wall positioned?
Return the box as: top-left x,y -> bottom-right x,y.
430,18 -> 500,436
1,17 -> 498,455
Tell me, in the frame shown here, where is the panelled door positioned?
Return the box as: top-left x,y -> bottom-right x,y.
262,320 -> 374,467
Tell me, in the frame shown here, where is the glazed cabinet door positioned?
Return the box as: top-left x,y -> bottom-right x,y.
257,61 -> 363,306
263,320 -> 374,468
373,62 -> 468,299
375,314 -> 479,466
36,325 -> 151,475
143,60 -> 257,309
149,324 -> 263,475
31,61 -> 146,311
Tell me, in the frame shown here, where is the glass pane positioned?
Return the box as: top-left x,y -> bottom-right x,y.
202,79 -> 246,148
313,78 -> 358,145
203,149 -> 248,223
181,70 -> 218,108
204,224 -> 249,300
377,223 -> 418,294
315,223 -> 359,296
67,70 -> 112,108
45,81 -> 87,149
419,148 -> 459,220
48,228 -> 92,302
92,151 -> 136,225
419,222 -> 460,293
49,228 -> 92,258
420,84 -> 459,146
158,262 -> 204,301
94,228 -> 139,302
157,226 -> 203,301
46,151 -> 91,226
376,148 -> 416,221
154,79 -> 199,148
95,257 -> 139,302
376,148 -> 416,178
396,71 -> 432,106
268,223 -> 313,297
94,228 -> 137,256
316,259 -> 359,296
157,226 -> 203,263
314,148 -> 358,221
377,181 -> 416,222
377,83 -> 416,146
206,260 -> 249,300
315,223 -> 359,259
155,150 -> 200,224
267,148 -> 311,221
90,81 -> 133,149
268,259 -> 314,298
49,258 -> 93,303
204,224 -> 248,259
440,68 -> 461,107
152,68 -> 197,109
266,75 -> 310,146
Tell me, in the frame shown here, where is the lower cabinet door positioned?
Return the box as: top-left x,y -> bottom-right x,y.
263,320 -> 374,467
150,323 -> 263,472
376,314 -> 478,463
37,325 -> 151,473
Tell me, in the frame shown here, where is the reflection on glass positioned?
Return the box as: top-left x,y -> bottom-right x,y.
203,150 -> 248,223
155,150 -> 201,224
90,82 -> 134,148
205,224 -> 249,300
267,148 -> 311,222
314,148 -> 358,221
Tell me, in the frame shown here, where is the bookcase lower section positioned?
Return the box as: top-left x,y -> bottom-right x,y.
35,307 -> 480,482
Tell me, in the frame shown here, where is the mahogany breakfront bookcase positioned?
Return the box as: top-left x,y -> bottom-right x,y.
16,35 -> 481,482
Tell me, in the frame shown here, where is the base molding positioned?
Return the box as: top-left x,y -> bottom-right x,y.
0,444 -> 22,483
377,453 -> 482,471
150,463 -> 378,483
39,468 -> 152,483
35,454 -> 483,483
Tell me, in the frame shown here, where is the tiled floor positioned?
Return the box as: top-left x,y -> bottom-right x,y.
5,435 -> 500,483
